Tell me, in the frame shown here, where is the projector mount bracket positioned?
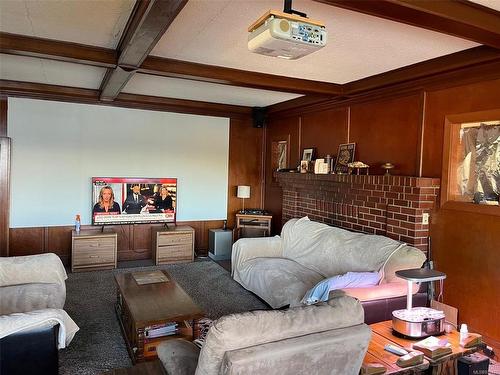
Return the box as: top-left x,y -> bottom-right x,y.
283,0 -> 307,18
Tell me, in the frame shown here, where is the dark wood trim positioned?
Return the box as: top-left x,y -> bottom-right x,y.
0,80 -> 252,119
100,0 -> 187,100
139,57 -> 343,95
0,136 -> 10,256
344,46 -> 500,95
0,32 -> 117,68
269,57 -> 500,117
314,0 -> 500,49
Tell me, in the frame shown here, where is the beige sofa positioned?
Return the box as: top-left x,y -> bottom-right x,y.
232,217 -> 426,313
157,294 -> 371,375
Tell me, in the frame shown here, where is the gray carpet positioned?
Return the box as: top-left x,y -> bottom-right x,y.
60,259 -> 268,375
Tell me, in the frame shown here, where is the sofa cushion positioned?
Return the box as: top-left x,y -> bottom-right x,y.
233,257 -> 324,308
196,295 -> 365,375
0,283 -> 66,315
281,217 -> 417,279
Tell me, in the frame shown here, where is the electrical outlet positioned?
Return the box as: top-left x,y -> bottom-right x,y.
422,213 -> 429,225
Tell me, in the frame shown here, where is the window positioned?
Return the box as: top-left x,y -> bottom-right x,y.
442,109 -> 500,214
457,121 -> 499,203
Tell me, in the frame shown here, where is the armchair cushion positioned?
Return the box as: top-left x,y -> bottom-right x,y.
0,282 -> 66,315
158,339 -> 200,375
222,324 -> 371,375
0,253 -> 67,287
197,294 -> 365,375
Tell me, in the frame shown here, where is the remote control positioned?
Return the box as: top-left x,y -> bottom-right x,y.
384,344 -> 409,356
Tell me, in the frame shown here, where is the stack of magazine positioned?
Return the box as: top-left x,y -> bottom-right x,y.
145,322 -> 178,339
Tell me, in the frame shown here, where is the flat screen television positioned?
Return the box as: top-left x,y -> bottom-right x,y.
91,177 -> 177,225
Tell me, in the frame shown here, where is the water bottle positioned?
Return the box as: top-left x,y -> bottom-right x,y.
459,323 -> 468,347
75,214 -> 81,233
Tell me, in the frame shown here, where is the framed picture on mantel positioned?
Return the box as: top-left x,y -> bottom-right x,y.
334,143 -> 356,174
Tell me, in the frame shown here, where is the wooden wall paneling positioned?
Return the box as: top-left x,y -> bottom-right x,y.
9,227 -> 45,256
227,117 -> 264,229
422,78 -> 500,177
0,137 -> 10,257
349,94 -> 421,176
431,209 -> 500,347
46,226 -> 72,265
300,107 -> 349,159
264,115 -> 300,233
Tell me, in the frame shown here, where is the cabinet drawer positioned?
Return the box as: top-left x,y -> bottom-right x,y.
73,237 -> 115,250
73,247 -> 115,265
158,244 -> 191,259
157,233 -> 192,246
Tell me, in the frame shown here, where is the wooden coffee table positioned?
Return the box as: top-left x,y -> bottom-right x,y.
365,320 -> 481,375
114,270 -> 204,363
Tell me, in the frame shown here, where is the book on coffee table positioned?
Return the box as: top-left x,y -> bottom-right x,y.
132,270 -> 169,285
412,336 -> 452,359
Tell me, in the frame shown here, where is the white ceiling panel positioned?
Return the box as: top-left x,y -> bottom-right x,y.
0,54 -> 106,89
469,0 -> 500,11
151,0 -> 478,84
0,0 -> 135,48
123,73 -> 302,107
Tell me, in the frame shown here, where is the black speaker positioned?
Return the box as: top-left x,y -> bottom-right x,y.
252,107 -> 267,128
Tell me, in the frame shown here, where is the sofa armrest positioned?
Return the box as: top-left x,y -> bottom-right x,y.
157,339 -> 200,375
231,236 -> 283,277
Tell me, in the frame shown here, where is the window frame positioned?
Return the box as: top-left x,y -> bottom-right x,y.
441,108 -> 500,217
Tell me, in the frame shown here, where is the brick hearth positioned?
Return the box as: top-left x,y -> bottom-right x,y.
275,173 -> 440,253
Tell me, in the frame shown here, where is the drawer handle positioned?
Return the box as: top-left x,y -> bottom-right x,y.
89,255 -> 99,258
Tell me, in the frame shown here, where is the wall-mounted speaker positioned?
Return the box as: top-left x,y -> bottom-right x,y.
252,107 -> 267,128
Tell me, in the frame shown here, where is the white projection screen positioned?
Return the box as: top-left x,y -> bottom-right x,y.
8,98 -> 230,227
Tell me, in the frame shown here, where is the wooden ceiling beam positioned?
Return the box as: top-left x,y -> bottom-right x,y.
0,79 -> 251,119
0,32 -> 342,96
139,56 -> 343,95
0,32 -> 116,68
100,0 -> 188,101
314,0 -> 500,49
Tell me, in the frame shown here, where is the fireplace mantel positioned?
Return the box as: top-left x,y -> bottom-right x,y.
275,172 -> 440,253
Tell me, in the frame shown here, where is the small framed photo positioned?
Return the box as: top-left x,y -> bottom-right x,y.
302,148 -> 315,162
300,160 -> 309,173
334,143 -> 356,174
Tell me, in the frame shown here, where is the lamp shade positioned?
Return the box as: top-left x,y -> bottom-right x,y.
237,185 -> 250,199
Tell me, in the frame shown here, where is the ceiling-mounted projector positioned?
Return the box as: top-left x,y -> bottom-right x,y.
248,10 -> 327,60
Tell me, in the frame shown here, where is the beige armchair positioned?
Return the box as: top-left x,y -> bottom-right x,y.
157,294 -> 371,375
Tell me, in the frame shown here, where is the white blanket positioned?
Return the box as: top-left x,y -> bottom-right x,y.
0,308 -> 79,349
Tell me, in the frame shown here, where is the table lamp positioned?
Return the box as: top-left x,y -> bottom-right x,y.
237,185 -> 250,213
392,268 -> 446,338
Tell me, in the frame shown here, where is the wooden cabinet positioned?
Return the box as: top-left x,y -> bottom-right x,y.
71,229 -> 117,272
152,226 -> 194,265
236,214 -> 272,239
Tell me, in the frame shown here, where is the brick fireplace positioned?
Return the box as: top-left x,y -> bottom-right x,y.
275,173 -> 440,253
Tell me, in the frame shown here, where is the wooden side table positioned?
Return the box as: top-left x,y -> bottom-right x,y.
235,214 -> 272,240
152,226 -> 194,265
367,320 -> 481,375
71,229 -> 117,272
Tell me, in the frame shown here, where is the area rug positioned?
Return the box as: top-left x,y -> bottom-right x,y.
59,259 -> 268,375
